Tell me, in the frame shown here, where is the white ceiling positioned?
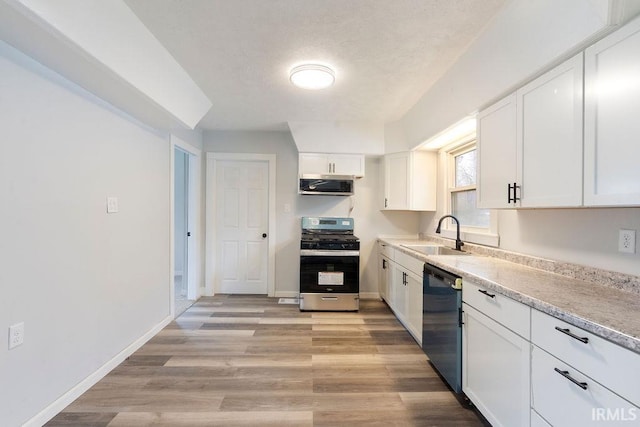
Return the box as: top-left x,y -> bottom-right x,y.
124,0 -> 507,131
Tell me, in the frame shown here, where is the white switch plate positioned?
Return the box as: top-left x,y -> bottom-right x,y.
9,322 -> 24,349
618,229 -> 636,254
107,196 -> 119,213
284,203 -> 291,213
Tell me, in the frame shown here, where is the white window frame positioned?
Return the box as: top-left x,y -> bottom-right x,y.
440,138 -> 499,247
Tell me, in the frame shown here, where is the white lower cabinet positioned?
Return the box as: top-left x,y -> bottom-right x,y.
404,268 -> 422,344
531,309 -> 640,426
378,253 -> 391,302
391,266 -> 407,323
462,303 -> 531,427
531,346 -> 639,426
377,244 -> 423,345
531,410 -> 553,427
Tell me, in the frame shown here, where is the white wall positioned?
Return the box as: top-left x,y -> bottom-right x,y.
203,131 -> 419,296
399,0 -> 616,149
0,41 -> 171,426
288,121 -> 385,155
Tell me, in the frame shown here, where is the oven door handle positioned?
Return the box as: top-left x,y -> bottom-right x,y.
300,250 -> 360,257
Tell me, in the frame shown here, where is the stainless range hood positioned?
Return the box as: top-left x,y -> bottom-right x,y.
299,174 -> 354,196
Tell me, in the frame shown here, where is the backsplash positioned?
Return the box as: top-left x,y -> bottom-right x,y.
421,234 -> 640,295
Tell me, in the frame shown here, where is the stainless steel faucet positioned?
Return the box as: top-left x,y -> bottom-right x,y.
435,215 -> 464,251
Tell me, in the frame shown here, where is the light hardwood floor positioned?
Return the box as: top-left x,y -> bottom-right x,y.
47,296 -> 487,426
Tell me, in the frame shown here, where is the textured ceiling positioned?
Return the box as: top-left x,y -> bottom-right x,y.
124,0 -> 507,131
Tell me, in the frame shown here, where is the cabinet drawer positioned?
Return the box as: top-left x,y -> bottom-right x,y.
394,250 -> 423,277
463,281 -> 530,338
531,410 -> 552,427
378,242 -> 395,261
531,346 -> 639,426
378,242 -> 394,260
532,309 -> 640,406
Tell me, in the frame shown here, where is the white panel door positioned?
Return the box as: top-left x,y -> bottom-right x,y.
329,154 -> 365,177
477,93 -> 517,208
584,17 -> 640,206
215,160 -> 269,294
298,153 -> 329,175
517,53 -> 583,207
405,269 -> 423,345
462,303 -> 531,427
384,153 -> 409,209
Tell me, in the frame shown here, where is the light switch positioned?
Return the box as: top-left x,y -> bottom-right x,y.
107,197 -> 119,213
284,203 -> 291,213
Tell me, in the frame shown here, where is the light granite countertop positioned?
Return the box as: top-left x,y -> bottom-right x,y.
379,238 -> 640,354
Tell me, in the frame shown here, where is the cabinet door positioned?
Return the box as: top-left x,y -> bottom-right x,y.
517,53 -> 584,207
384,153 -> 410,209
409,151 -> 437,211
392,266 -> 408,323
378,254 -> 390,301
584,17 -> 640,206
330,154 -> 364,177
299,153 -> 328,175
385,260 -> 397,310
463,303 -> 530,427
477,93 -> 517,209
405,269 -> 423,345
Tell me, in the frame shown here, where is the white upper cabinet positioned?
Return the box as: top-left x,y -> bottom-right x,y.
478,53 -> 584,208
298,153 -> 365,177
382,151 -> 436,211
477,94 -> 517,209
584,17 -> 640,206
517,52 -> 584,208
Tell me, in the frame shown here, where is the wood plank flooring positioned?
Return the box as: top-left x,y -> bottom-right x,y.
47,296 -> 488,426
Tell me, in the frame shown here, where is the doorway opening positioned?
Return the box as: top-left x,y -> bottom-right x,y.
173,145 -> 197,316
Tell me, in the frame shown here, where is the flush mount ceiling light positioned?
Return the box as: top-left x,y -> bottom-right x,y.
289,64 -> 335,90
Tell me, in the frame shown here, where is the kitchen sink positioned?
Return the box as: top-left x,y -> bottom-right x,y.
401,244 -> 469,256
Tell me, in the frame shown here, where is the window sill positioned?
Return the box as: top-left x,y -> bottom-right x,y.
439,229 -> 499,248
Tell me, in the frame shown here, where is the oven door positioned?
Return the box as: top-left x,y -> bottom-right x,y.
300,250 -> 359,293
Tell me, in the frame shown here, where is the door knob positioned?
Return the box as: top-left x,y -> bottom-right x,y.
262,233 -> 267,238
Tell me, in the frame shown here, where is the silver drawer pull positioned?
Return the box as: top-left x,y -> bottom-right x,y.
321,297 -> 338,301
554,326 -> 589,344
554,368 -> 588,390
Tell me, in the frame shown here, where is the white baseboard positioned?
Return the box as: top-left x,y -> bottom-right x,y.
25,314 -> 173,427
359,292 -> 381,300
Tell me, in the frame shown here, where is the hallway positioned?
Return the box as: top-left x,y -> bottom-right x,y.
47,296 -> 486,426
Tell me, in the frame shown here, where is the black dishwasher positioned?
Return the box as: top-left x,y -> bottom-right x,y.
422,263 -> 463,394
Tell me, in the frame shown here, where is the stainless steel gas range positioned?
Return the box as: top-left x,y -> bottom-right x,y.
299,217 -> 360,311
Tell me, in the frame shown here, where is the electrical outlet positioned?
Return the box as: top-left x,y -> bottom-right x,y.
106,196 -> 119,213
618,229 -> 636,254
9,322 -> 24,349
